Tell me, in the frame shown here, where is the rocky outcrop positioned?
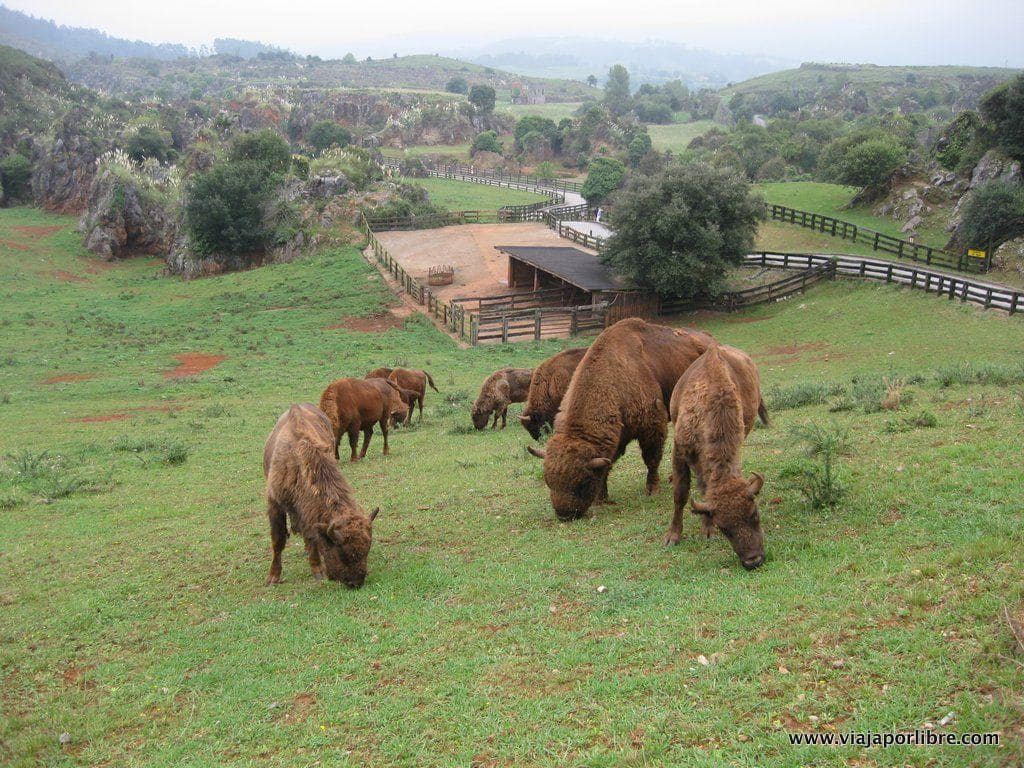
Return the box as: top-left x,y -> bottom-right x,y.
968,149 -> 1021,189
307,173 -> 350,198
80,167 -> 172,260
993,237 -> 1024,279
31,109 -> 105,213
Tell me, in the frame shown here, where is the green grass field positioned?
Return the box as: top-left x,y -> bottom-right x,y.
647,120 -> 716,154
2,207 -> 1022,767
380,143 -> 472,160
500,102 -> 584,121
400,176 -> 549,210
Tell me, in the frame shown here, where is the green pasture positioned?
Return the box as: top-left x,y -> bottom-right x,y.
1,207 -> 1022,767
400,176 -> 549,210
646,120 -> 716,154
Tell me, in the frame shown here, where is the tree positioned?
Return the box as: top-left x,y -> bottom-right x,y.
514,116 -> 558,151
446,77 -> 469,95
960,180 -> 1024,249
820,135 -> 905,189
600,162 -> 763,301
125,125 -> 171,163
229,129 -> 291,175
581,157 -> 626,206
535,161 -> 557,181
468,85 -> 496,115
604,65 -> 631,116
586,75 -> 598,88
979,73 -> 1024,163
306,121 -> 352,153
471,130 -> 502,155
627,132 -> 652,168
341,53 -> 356,64
184,160 -> 276,256
0,153 -> 33,202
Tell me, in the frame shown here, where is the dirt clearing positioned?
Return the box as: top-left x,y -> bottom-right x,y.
163,353 -> 227,379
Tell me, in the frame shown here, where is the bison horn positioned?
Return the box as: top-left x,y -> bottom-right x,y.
527,445 -> 546,459
587,457 -> 612,470
370,507 -> 380,522
691,500 -> 713,514
519,414 -> 532,424
747,472 -> 765,497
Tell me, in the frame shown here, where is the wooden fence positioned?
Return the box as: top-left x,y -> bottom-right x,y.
450,288 -> 567,315
660,262 -> 837,314
385,159 -> 585,195
764,203 -> 990,273
472,304 -> 608,344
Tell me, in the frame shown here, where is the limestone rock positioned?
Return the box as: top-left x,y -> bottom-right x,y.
80,168 -> 171,260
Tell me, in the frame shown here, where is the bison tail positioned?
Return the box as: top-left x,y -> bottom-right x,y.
758,398 -> 769,427
425,371 -> 439,392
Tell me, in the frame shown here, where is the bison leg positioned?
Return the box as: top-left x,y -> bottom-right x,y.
380,417 -> 389,456
359,427 -> 373,459
304,537 -> 324,581
417,395 -> 424,422
594,470 -> 613,505
639,421 -> 667,495
266,499 -> 289,584
347,425 -> 360,462
665,460 -> 691,546
490,410 -> 498,429
500,406 -> 508,429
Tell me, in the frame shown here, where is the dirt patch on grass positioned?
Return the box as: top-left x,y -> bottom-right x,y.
52,270 -> 90,284
324,310 -> 408,332
0,239 -> 29,251
43,373 -> 95,384
163,353 -> 227,379
70,404 -> 182,423
13,225 -> 63,237
281,692 -> 316,724
761,342 -> 828,359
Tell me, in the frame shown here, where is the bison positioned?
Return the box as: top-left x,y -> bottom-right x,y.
366,367 -> 438,422
667,344 -> 769,570
319,377 -> 407,461
263,403 -> 379,587
528,318 -> 715,521
519,348 -> 587,439
471,368 -> 534,430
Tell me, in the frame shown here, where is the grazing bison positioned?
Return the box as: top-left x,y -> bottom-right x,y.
263,403 -> 379,587
667,344 -> 768,570
366,367 -> 438,422
519,348 -> 587,439
528,318 -> 715,520
319,377 -> 406,461
471,368 -> 534,430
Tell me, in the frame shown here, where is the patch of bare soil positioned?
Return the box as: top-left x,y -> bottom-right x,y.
13,225 -> 63,237
70,404 -> 182,423
281,692 -> 316,724
52,270 -> 90,284
163,353 -> 227,379
1,239 -> 29,251
324,311 -> 408,332
43,373 -> 95,384
761,342 -> 829,358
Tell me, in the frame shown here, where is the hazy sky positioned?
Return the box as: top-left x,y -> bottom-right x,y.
9,0 -> 1024,66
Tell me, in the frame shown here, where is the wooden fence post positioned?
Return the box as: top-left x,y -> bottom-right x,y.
570,307 -> 578,336
534,308 -> 542,340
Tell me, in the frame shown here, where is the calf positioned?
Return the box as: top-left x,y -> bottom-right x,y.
319,377 -> 406,461
471,367 -> 534,430
263,403 -> 379,587
667,344 -> 768,570
519,348 -> 587,439
366,367 -> 438,422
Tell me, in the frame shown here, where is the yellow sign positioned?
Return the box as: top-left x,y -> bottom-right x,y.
967,248 -> 987,259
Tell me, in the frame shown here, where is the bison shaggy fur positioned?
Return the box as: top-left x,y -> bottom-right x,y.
519,348 -> 587,439
668,344 -> 768,569
319,377 -> 407,461
471,367 -> 534,430
528,318 -> 715,521
263,403 -> 378,587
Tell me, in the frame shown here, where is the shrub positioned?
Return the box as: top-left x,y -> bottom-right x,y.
600,161 -> 762,301
821,136 -> 906,189
228,129 -> 291,175
959,180 -> 1024,250
979,73 -> 1024,164
468,85 -> 496,115
308,147 -> 381,190
535,161 -> 557,182
0,153 -> 32,203
885,410 -> 938,433
125,125 -> 172,163
306,121 -> 352,153
471,130 -> 502,155
779,422 -> 850,510
581,156 -> 626,206
184,160 -> 276,256
446,77 -> 469,95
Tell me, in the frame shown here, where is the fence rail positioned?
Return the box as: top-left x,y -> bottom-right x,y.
472,304 -> 608,344
383,159 -> 584,195
764,203 -> 990,273
661,262 -> 837,314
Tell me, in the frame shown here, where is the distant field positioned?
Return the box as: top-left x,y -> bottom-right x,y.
647,120 -> 716,154
758,182 -> 950,247
401,176 -> 548,210
501,102 -> 584,121
381,143 -> 472,160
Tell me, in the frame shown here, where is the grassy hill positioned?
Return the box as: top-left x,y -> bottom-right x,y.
722,62 -> 1020,119
2,206 -> 1022,766
0,44 -> 91,143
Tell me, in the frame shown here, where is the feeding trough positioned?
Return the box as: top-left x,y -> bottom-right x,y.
428,264 -> 455,286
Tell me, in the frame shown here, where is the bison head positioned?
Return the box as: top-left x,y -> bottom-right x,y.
470,406 -> 491,430
315,507 -> 379,587
528,438 -> 611,521
692,474 -> 765,570
519,410 -> 545,440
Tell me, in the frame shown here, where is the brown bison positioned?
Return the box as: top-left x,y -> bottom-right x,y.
263,403 -> 379,587
519,348 -> 587,439
366,367 -> 438,422
471,368 -> 534,430
527,318 -> 715,521
319,377 -> 407,461
667,344 -> 769,570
